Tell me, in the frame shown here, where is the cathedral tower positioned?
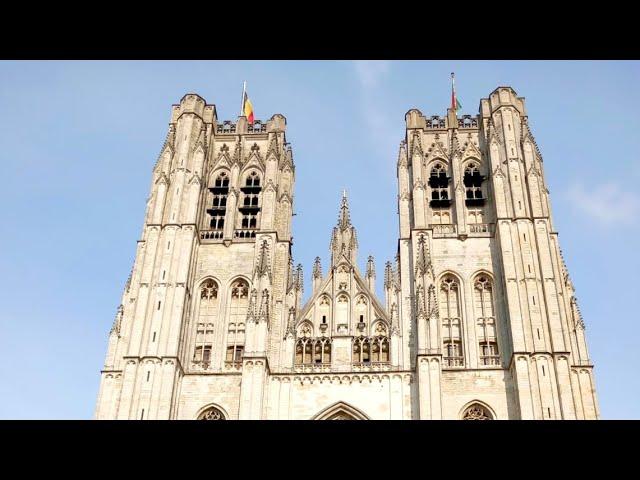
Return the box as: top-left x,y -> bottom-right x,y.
397,87 -> 598,419
95,94 -> 296,419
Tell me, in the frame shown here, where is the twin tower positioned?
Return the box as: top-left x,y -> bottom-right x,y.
95,88 -> 599,420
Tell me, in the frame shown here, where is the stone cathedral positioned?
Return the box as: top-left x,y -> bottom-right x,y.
95,87 -> 599,420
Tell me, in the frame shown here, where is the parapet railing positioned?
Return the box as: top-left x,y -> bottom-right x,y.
430,224 -> 458,237
200,230 -> 223,240
468,223 -> 494,237
425,116 -> 447,129
216,121 -> 236,134
429,223 -> 495,238
458,115 -> 479,128
215,120 -> 268,134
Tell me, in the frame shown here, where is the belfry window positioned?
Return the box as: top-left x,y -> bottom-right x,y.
474,275 -> 500,366
429,162 -> 452,208
238,171 -> 262,233
440,275 -> 464,367
207,172 -> 229,231
464,162 -> 486,206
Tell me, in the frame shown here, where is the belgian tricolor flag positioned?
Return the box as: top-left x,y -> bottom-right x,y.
242,87 -> 255,124
451,72 -> 462,111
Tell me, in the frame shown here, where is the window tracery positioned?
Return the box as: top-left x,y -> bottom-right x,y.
239,171 -> 262,230
295,337 -> 331,365
429,162 -> 451,208
207,172 -> 229,230
440,275 -> 464,367
464,161 -> 486,206
474,275 -> 500,366
198,406 -> 226,420
193,279 -> 219,368
462,403 -> 493,420
226,279 -> 249,366
353,322 -> 389,364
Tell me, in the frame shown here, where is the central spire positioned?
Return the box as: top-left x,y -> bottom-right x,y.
331,191 -> 358,267
338,189 -> 352,231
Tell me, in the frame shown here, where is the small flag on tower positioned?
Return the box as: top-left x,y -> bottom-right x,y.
241,81 -> 255,124
451,72 -> 462,111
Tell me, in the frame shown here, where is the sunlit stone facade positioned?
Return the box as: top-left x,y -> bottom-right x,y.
95,88 -> 598,420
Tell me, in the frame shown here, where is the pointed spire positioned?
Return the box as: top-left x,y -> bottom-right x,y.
246,288 -> 258,322
366,255 -> 375,279
295,263 -> 304,293
312,256 -> 322,280
285,306 -> 297,338
259,289 -> 270,321
384,261 -> 393,290
287,256 -> 295,292
410,131 -> 423,156
390,303 -> 400,335
415,285 -> 427,318
397,140 -> 408,167
281,143 -> 294,170
427,284 -> 439,319
195,124 -> 207,151
338,190 -> 352,231
267,133 -> 280,159
415,234 -> 434,279
331,192 -> 358,266
254,240 -> 272,281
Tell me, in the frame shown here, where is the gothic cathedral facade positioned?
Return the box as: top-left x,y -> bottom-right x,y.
95,87 -> 599,420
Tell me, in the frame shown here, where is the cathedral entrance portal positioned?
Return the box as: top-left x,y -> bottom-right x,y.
313,402 -> 370,420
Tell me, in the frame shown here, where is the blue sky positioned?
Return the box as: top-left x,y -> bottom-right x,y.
0,60 -> 637,419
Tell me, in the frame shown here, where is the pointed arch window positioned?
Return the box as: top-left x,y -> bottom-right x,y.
429,162 -> 452,208
198,406 -> 226,420
462,403 -> 493,420
207,172 -> 229,232
464,162 -> 486,206
238,171 -> 262,232
371,322 -> 390,363
193,279 -> 219,369
474,276 -> 500,366
295,325 -> 331,366
440,275 -> 464,367
226,280 -> 249,366
353,336 -> 371,364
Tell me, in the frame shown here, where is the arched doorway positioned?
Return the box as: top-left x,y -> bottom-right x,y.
313,401 -> 370,420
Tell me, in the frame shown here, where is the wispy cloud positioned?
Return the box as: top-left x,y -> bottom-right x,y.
354,60 -> 390,90
566,181 -> 640,225
352,61 -> 394,154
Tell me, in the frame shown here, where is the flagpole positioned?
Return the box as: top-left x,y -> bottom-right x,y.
451,72 -> 455,110
240,81 -> 246,117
